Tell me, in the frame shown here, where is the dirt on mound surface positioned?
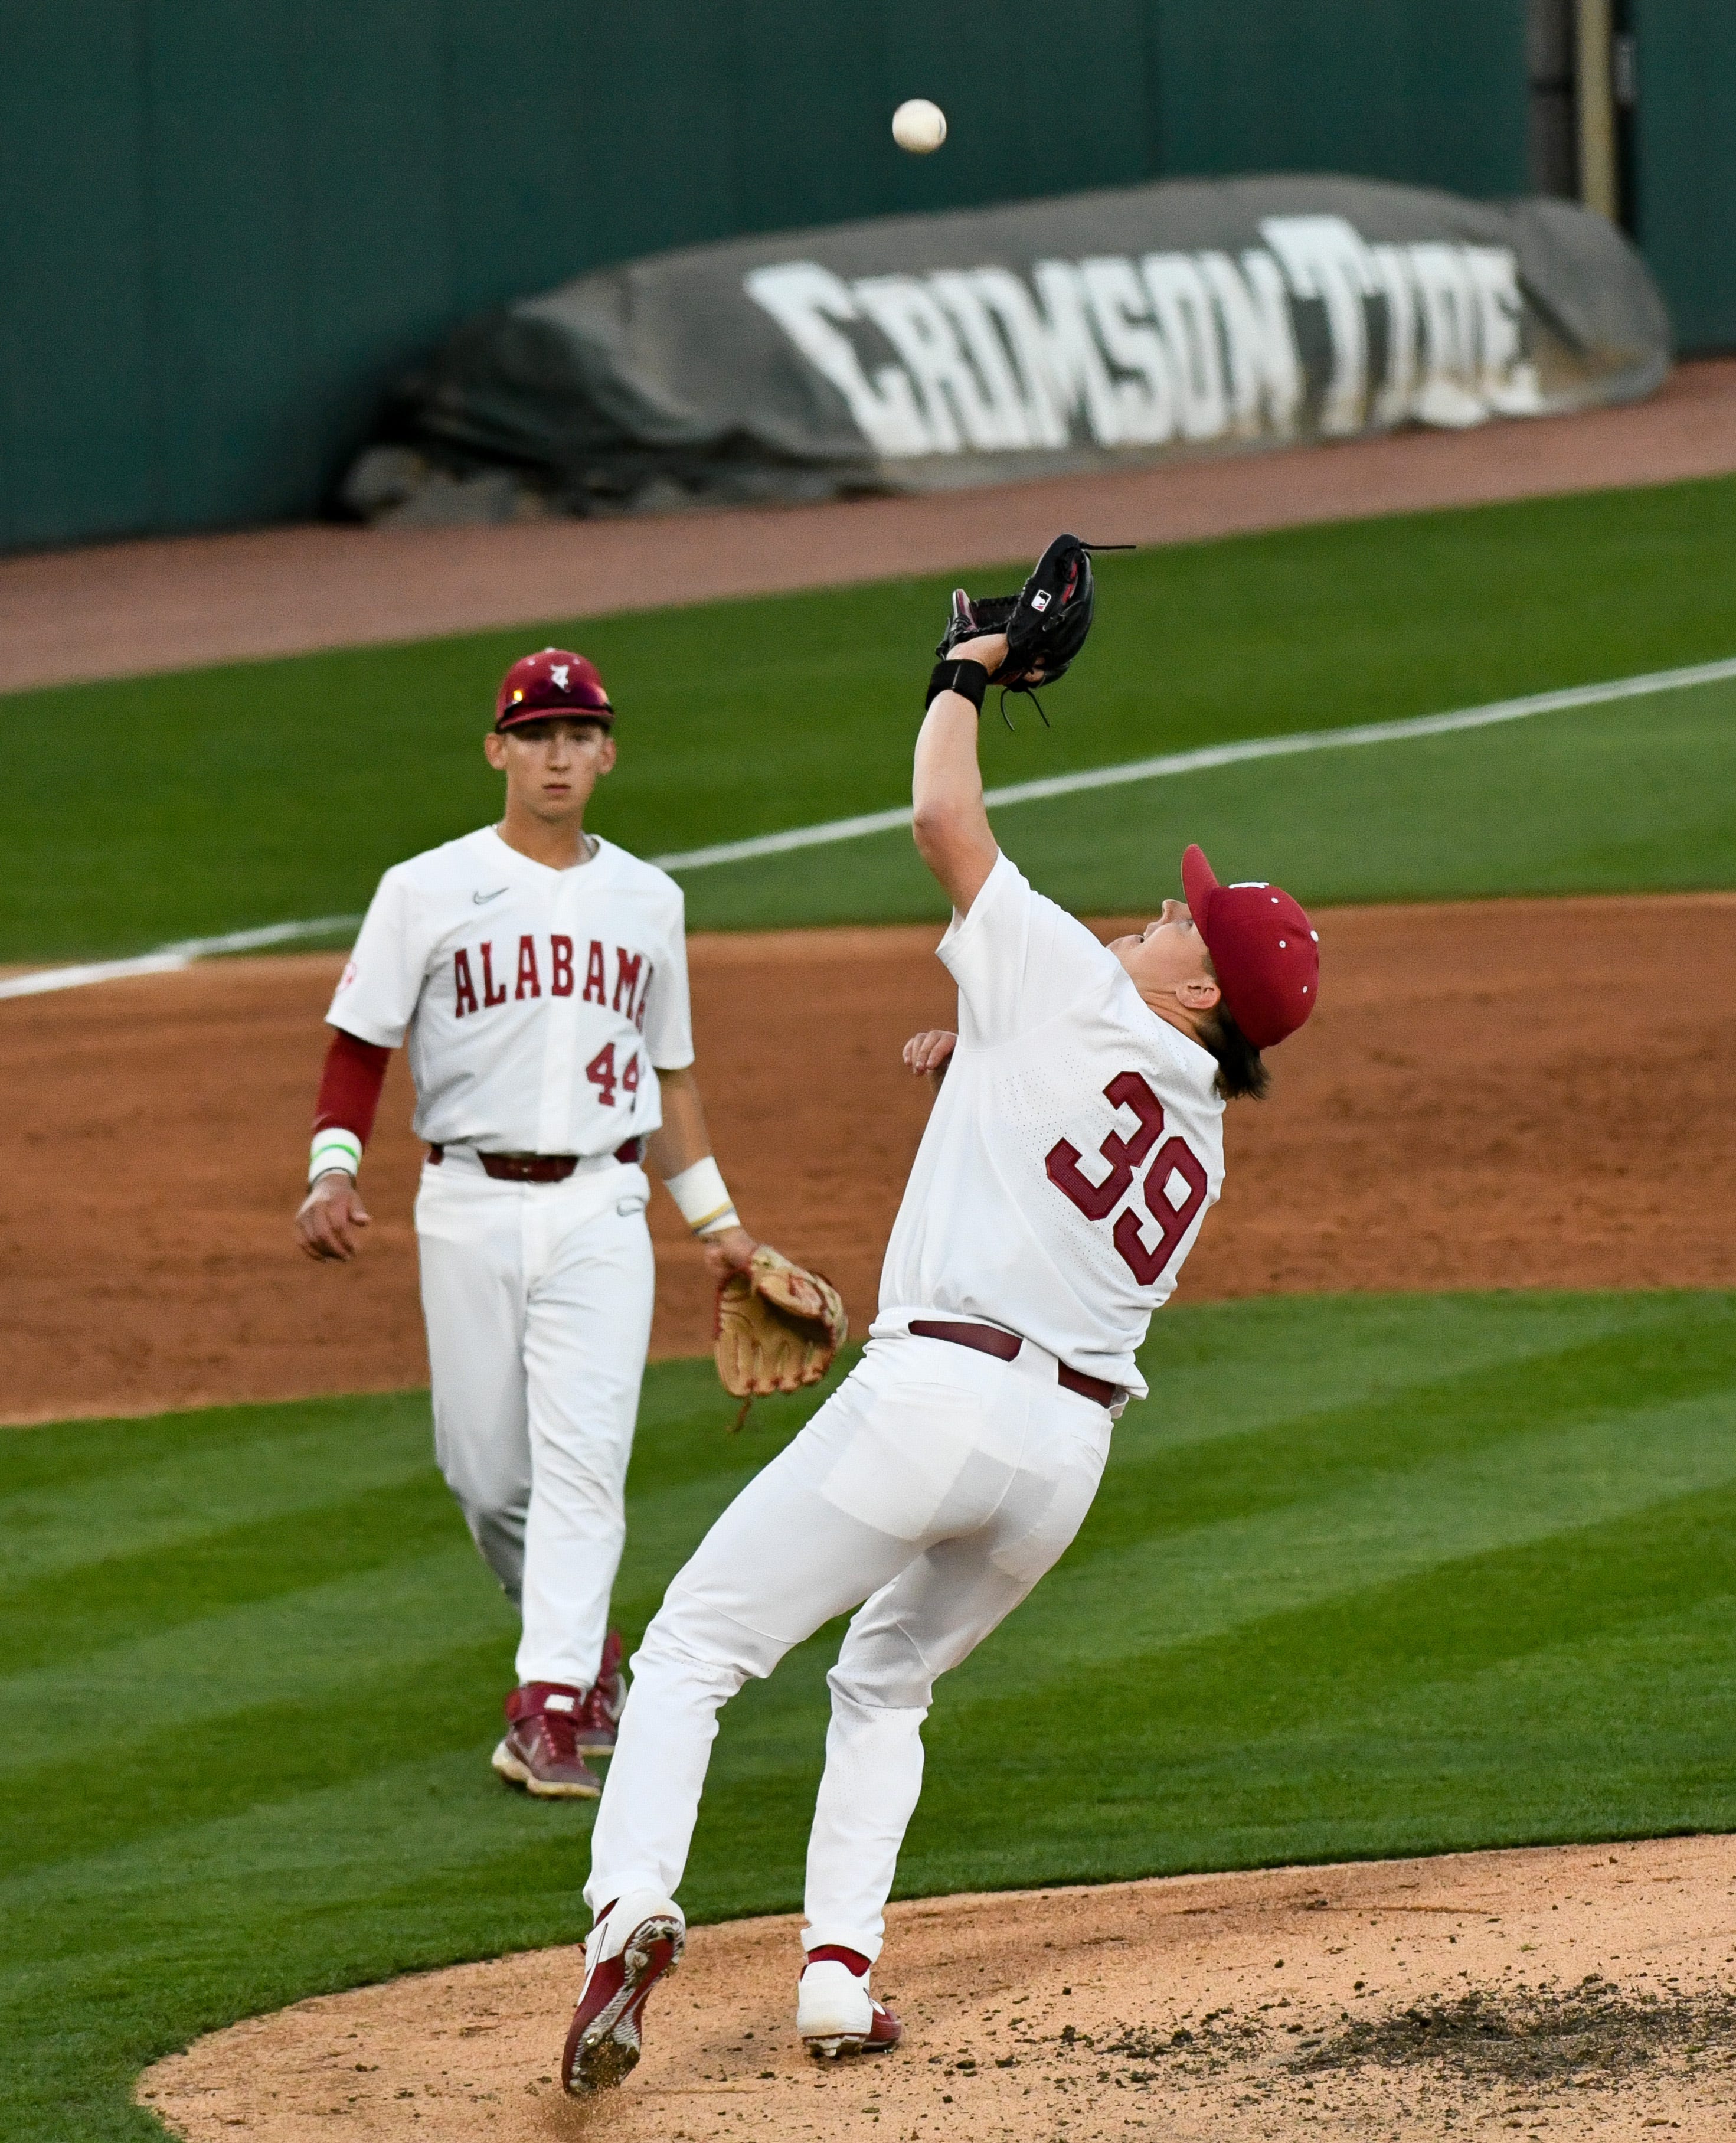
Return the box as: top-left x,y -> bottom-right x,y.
2,894 -> 1734,1426
139,1832 -> 1736,2142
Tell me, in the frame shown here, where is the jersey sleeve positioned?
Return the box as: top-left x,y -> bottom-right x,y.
937,851 -> 1117,1047
641,887 -> 695,1071
325,867 -> 427,1048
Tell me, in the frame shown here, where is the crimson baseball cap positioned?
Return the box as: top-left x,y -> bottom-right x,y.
495,647 -> 614,731
1181,844 -> 1319,1049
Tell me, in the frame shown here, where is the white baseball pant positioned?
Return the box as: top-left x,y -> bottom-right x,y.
585,1329 -> 1114,1960
414,1147 -> 655,1691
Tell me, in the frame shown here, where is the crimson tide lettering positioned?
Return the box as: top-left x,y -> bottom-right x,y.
613,948 -> 643,1014
1045,1070 -> 1207,1287
550,935 -> 574,997
515,935 -> 541,1000
480,942 -> 507,1008
453,948 -> 480,1018
583,941 -> 607,1004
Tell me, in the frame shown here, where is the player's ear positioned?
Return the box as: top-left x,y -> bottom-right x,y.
1176,974 -> 1222,1012
597,734 -> 618,775
483,731 -> 510,772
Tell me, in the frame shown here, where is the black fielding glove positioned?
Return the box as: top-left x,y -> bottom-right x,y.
926,658 -> 988,713
934,534 -> 1130,710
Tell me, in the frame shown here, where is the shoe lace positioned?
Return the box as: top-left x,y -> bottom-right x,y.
539,1703 -> 583,1762
580,1672 -> 622,1733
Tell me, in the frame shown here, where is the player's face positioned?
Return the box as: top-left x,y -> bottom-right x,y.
484,718 -> 616,822
1108,900 -> 1220,1001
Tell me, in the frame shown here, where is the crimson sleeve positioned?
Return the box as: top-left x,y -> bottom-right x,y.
313,1028 -> 392,1146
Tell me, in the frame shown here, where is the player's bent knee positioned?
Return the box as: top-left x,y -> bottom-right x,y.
827,1656 -> 934,1716
640,1589 -> 789,1686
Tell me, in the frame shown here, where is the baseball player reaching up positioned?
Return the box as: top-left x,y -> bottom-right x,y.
559,537 -> 1320,2092
294,648 -> 756,1801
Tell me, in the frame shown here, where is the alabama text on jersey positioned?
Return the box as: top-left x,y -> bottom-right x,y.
329,827 -> 693,1155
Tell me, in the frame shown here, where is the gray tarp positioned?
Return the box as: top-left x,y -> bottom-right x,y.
344,172 -> 1671,525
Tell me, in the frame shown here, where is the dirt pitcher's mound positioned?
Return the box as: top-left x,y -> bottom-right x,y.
4,894 -> 1736,1424
140,1833 -> 1736,2142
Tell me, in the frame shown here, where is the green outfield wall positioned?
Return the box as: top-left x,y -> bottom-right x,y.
1629,1 -> 1736,352
0,0 -> 1724,554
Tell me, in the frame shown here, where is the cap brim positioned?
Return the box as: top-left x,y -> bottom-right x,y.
496,704 -> 614,731
1180,842 -> 1220,924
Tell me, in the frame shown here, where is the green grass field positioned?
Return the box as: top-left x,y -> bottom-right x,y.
7,1291 -> 1736,2141
5,475 -> 1736,960
9,475 -> 1736,2138
682,672 -> 1736,927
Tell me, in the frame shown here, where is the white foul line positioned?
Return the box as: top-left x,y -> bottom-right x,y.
5,651 -> 1733,1002
0,917 -> 361,1002
649,652 -> 1736,871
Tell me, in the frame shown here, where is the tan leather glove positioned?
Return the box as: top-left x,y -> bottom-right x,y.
714,1246 -> 847,1429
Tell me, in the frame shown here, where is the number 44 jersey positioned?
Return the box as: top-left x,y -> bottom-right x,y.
875,852 -> 1227,1400
326,827 -> 693,1155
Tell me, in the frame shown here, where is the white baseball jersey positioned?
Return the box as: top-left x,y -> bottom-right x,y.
328,827 -> 692,1154
875,852 -> 1226,1398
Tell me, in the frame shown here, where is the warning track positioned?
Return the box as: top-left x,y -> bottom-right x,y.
2,358 -> 1733,697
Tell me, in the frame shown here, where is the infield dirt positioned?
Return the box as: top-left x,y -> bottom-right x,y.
140,1832 -> 1736,2142
4,892 -> 1734,1426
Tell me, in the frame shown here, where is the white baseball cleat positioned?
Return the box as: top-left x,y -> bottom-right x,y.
797,1952 -> 903,2060
561,1888 -> 685,2093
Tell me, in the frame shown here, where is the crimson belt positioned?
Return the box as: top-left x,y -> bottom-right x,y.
427,1138 -> 643,1182
907,1318 -> 1122,1409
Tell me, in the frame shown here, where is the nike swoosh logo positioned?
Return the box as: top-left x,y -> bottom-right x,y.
472,887 -> 510,905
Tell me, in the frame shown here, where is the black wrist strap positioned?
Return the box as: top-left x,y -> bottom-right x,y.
927,658 -> 989,714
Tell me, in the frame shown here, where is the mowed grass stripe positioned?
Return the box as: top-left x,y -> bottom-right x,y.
0,1393 -> 438,1584
6,474 -> 1736,961
0,1474 -> 469,1677
681,674 -> 1736,928
4,1291 -> 1736,2142
907,1486 -> 1736,1890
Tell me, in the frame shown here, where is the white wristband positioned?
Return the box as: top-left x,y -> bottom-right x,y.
665,1155 -> 738,1236
309,1129 -> 362,1185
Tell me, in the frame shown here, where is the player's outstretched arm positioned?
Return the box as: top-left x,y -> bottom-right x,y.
648,1067 -> 756,1280
913,631 -> 1007,916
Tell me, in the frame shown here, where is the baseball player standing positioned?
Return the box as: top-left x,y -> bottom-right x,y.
558,541 -> 1321,2091
295,648 -> 756,1801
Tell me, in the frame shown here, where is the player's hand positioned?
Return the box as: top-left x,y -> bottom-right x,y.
946,629 -> 1043,687
947,631 -> 1011,676
701,1225 -> 757,1282
295,1171 -> 372,1262
903,1030 -> 957,1082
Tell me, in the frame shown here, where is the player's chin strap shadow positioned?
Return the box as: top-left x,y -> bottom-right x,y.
998,540 -> 1135,730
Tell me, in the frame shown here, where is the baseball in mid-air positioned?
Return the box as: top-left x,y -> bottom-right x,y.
892,99 -> 947,154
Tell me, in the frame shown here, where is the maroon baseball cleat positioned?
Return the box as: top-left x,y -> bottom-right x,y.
798,1948 -> 903,2059
562,1890 -> 685,2093
573,1629 -> 627,1759
491,1682 -> 602,1799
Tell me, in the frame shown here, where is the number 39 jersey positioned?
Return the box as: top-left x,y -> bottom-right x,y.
326,827 -> 693,1155
875,852 -> 1226,1399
